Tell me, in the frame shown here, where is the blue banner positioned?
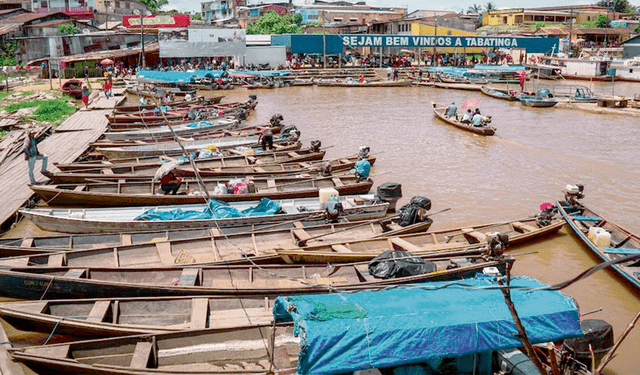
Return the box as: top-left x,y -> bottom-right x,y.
341,35 -> 558,52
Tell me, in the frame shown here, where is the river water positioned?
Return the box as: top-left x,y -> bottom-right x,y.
219,81 -> 640,374
4,80 -> 640,374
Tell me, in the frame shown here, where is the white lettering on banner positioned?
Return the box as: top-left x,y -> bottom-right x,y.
511,38 -> 518,47
455,38 -> 462,47
386,37 -> 393,45
341,35 -> 531,48
412,37 -> 420,45
445,37 -> 452,46
373,37 -> 382,46
466,38 -> 475,47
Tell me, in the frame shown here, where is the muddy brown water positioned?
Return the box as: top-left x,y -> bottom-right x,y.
4,80 -> 640,374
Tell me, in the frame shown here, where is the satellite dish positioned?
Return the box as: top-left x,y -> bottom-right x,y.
83,28 -> 90,34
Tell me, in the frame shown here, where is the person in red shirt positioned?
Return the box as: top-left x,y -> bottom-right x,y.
160,170 -> 182,195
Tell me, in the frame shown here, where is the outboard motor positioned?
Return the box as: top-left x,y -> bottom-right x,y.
486,232 -> 509,257
563,319 -> 614,368
564,184 -> 585,206
234,110 -> 247,121
248,95 -> 257,103
537,203 -> 557,227
270,113 -> 284,127
358,146 -> 370,160
323,196 -> 344,222
375,182 -> 402,212
280,125 -> 298,138
321,161 -> 332,176
310,140 -> 322,152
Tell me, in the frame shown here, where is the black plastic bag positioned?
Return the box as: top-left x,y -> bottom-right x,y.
368,250 -> 436,279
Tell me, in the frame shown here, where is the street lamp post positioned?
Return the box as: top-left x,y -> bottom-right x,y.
134,9 -> 145,69
432,18 -> 438,66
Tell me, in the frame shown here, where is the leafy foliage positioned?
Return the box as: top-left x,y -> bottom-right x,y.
595,14 -> 611,28
58,23 -> 78,35
33,99 -> 76,124
467,4 -> 482,14
1,97 -> 76,125
596,0 -> 632,12
138,0 -> 168,12
535,21 -> 546,29
484,2 -> 495,11
191,12 -> 202,21
247,10 -> 302,34
0,42 -> 16,66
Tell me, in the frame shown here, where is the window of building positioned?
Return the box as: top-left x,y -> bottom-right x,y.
333,17 -> 342,22
350,17 -> 357,22
126,2 -> 130,8
308,14 -> 318,19
587,16 -> 591,21
115,1 -> 120,8
534,15 -> 544,21
524,15 -> 533,21
503,16 -> 507,23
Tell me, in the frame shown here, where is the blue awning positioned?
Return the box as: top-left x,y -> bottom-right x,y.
274,276 -> 582,375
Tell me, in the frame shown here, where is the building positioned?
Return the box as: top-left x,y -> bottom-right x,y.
236,2 -> 290,29
482,5 -> 616,27
0,0 -> 23,10
295,3 -> 404,27
94,0 -> 147,26
621,35 -> 640,58
534,26 -> 634,46
201,0 -> 245,24
28,0 -> 94,19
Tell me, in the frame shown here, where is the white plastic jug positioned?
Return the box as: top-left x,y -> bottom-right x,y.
319,188 -> 339,205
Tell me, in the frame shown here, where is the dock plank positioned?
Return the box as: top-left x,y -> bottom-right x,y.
0,109 -> 110,227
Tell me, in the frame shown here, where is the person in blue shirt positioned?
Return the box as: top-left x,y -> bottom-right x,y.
23,131 -> 51,184
472,109 -> 483,127
445,102 -> 457,117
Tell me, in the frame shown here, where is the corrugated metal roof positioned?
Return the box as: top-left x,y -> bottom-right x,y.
0,11 -> 63,25
27,19 -> 77,28
0,23 -> 19,35
0,8 -> 23,15
50,41 -> 159,63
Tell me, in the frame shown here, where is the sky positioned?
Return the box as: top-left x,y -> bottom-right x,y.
165,0 -> 640,13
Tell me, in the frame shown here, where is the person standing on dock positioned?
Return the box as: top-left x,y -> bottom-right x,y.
81,84 -> 90,108
23,131 -> 51,184
386,66 -> 392,80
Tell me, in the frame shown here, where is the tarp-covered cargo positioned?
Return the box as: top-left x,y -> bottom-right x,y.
273,276 -> 582,375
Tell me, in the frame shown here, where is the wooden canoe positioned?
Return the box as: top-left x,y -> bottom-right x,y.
434,82 -> 483,91
0,217 -> 432,263
277,216 -> 566,264
95,135 -> 296,159
29,175 -> 374,207
93,124 -> 282,148
431,101 -> 496,136
49,155 -> 372,184
0,257 -> 513,300
54,145 -> 316,173
10,325 -> 299,375
480,86 -> 519,101
107,102 -> 248,124
19,194 -> 390,234
557,199 -> 640,290
316,80 -> 412,87
113,95 -> 221,113
0,295 -> 281,336
102,118 -> 239,141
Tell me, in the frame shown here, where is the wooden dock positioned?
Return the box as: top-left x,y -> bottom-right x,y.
0,105 -> 113,228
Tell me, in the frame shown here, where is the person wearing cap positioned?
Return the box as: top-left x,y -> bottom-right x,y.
445,102 -> 458,117
23,131 -> 51,184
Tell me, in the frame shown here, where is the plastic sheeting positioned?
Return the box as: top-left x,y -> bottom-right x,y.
134,198 -> 280,221
273,276 -> 582,375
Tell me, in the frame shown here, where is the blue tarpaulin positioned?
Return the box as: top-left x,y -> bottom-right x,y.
134,198 -> 280,221
273,277 -> 582,375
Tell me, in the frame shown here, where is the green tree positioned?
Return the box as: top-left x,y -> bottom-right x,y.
138,0 -> 168,13
247,10 -> 302,34
595,14 -> 611,27
596,0 -> 632,12
484,2 -> 495,11
467,4 -> 482,14
191,12 -> 202,21
0,42 -> 16,66
535,21 -> 546,29
58,23 -> 78,34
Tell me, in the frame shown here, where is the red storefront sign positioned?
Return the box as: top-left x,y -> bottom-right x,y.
123,14 -> 191,28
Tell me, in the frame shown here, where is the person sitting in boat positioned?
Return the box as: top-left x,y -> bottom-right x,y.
259,127 -> 274,151
445,102 -> 458,118
472,109 -> 484,127
160,170 -> 182,195
138,97 -> 148,106
184,92 -> 193,102
461,109 -> 473,124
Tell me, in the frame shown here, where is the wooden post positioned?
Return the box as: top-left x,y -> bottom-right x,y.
498,263 -> 548,375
